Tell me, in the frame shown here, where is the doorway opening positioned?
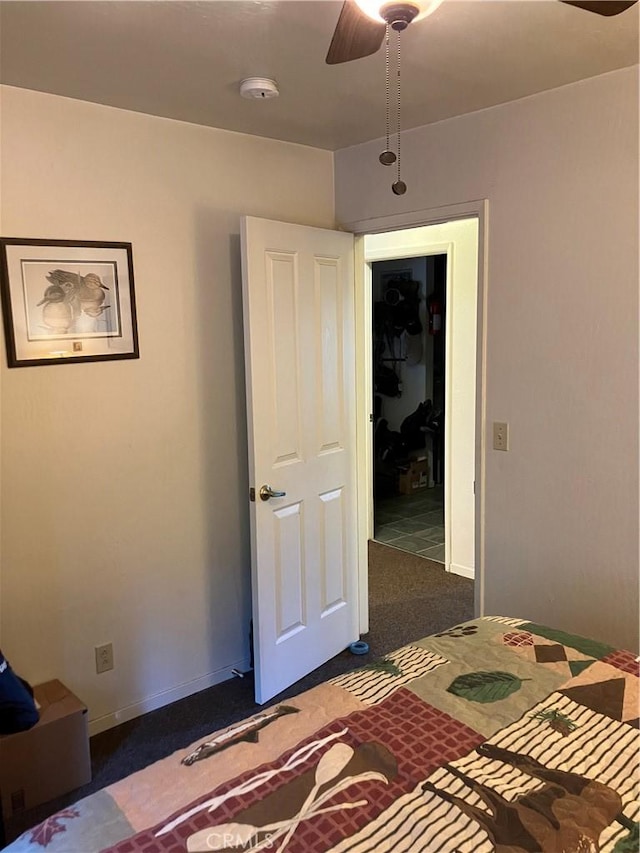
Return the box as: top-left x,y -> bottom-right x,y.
372,254 -> 446,562
357,215 -> 479,623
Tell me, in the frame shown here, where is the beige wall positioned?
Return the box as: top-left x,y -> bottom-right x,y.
336,67 -> 639,652
0,86 -> 335,731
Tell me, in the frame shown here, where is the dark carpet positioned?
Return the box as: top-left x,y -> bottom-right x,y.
3,542 -> 473,845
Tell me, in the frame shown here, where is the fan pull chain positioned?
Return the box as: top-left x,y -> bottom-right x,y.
379,25 -> 396,167
392,29 -> 407,195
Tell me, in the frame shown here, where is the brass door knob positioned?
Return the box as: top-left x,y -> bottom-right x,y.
259,484 -> 287,501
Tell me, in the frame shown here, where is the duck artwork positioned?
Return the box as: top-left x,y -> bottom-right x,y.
36,269 -> 112,334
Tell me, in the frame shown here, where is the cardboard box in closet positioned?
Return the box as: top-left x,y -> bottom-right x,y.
0,680 -> 91,821
397,458 -> 429,495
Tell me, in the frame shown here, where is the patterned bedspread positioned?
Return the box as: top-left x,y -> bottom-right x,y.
6,617 -> 639,852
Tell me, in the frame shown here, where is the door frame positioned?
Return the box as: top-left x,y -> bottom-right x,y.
343,199 -> 489,636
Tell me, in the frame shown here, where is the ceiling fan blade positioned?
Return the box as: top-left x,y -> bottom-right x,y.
560,1 -> 637,16
326,0 -> 386,65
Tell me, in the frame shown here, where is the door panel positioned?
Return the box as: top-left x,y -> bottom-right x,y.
273,501 -> 305,642
319,486 -> 347,614
241,216 -> 358,703
268,253 -> 301,464
315,258 -> 344,451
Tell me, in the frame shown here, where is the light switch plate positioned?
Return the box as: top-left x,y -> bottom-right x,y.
493,422 -> 509,451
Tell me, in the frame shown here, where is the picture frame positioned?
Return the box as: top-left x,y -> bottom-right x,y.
0,238 -> 139,367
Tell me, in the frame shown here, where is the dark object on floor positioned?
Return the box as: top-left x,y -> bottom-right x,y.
400,400 -> 431,451
374,418 -> 407,463
0,651 -> 39,735
422,404 -> 445,485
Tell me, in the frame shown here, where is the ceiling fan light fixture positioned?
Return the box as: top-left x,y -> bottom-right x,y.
354,0 -> 442,26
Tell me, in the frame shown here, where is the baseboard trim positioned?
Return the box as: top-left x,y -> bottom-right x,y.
449,563 -> 475,580
88,657 -> 252,736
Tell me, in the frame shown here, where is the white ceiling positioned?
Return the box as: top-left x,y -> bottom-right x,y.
0,0 -> 637,150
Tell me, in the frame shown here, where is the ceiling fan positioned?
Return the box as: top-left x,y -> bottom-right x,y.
326,0 -> 639,64
327,0 -> 637,194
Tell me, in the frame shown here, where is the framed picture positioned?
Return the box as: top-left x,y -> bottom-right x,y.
0,238 -> 139,367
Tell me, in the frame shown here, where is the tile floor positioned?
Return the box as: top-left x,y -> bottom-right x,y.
374,484 -> 445,562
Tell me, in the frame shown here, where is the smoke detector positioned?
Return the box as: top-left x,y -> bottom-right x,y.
239,78 -> 279,100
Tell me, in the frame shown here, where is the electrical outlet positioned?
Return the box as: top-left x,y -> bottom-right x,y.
95,643 -> 114,674
493,421 -> 509,451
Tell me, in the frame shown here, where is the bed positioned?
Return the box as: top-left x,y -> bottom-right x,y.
5,616 -> 639,852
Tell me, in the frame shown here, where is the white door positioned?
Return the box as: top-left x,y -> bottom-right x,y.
241,216 -> 359,704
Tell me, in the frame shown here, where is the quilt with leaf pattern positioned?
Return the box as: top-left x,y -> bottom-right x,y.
5,617 -> 639,852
